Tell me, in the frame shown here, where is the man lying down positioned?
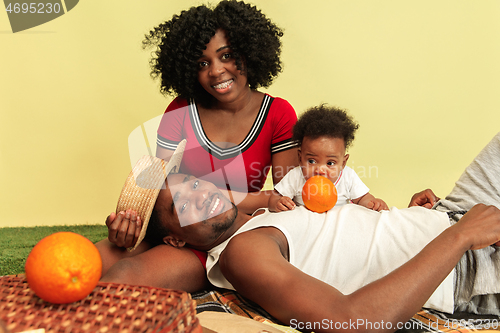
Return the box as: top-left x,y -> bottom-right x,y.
100,134 -> 500,333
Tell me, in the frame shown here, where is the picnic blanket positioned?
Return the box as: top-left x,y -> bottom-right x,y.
192,288 -> 500,333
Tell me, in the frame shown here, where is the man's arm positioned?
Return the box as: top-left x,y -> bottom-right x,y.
97,211 -> 210,292
220,204 -> 500,333
98,241 -> 210,293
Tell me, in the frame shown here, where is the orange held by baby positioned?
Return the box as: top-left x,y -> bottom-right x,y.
25,231 -> 102,304
302,175 -> 338,213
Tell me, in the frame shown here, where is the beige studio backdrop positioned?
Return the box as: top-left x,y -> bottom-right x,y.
1,0 -> 499,227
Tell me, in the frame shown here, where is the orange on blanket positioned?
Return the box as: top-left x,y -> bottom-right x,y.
302,175 -> 338,213
25,232 -> 102,304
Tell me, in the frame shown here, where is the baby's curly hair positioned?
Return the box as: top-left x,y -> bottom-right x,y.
142,0 -> 284,107
293,104 -> 360,150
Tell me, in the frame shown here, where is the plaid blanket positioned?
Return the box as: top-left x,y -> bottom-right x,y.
192,289 -> 500,333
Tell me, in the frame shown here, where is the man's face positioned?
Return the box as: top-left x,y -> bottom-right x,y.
155,173 -> 237,250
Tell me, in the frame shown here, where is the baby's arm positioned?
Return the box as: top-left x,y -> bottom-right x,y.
268,190 -> 296,212
352,192 -> 389,211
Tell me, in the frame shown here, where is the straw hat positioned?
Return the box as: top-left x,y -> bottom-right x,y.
116,140 -> 186,251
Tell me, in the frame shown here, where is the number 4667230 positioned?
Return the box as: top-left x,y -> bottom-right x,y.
6,3 -> 62,14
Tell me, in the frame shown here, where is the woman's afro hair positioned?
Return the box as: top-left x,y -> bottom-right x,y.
293,104 -> 360,149
142,0 -> 284,107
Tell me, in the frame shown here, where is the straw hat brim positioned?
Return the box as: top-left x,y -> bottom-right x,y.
116,140 -> 186,251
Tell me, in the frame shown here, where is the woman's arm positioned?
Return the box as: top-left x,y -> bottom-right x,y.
157,145 -> 289,214
224,148 -> 299,214
156,146 -> 175,161
157,146 -> 298,214
221,189 -> 274,215
271,148 -> 298,184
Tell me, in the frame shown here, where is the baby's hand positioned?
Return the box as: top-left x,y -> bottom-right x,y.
364,198 -> 389,212
275,196 -> 296,212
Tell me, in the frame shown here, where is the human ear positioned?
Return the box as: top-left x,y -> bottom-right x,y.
163,236 -> 186,248
343,154 -> 350,168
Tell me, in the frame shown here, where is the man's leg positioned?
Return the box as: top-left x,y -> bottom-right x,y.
435,132 -> 500,315
436,132 -> 500,214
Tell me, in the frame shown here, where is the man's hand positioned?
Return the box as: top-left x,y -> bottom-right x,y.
106,210 -> 141,248
454,204 -> 500,250
409,189 -> 440,209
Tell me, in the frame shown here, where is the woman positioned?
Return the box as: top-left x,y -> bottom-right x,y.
97,0 -> 298,292
151,1 -> 297,207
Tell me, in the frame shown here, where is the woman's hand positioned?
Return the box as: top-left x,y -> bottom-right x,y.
408,189 -> 440,209
106,210 -> 142,248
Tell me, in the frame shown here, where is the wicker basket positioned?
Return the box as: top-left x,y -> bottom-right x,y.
0,275 -> 202,333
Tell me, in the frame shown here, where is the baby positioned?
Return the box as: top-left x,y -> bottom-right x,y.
269,104 -> 388,212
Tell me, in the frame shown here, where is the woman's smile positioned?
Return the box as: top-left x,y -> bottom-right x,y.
211,79 -> 234,93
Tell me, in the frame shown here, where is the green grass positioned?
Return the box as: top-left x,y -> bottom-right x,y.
0,225 -> 107,276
